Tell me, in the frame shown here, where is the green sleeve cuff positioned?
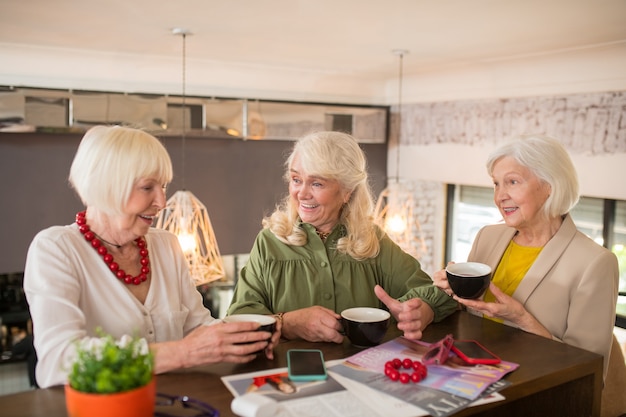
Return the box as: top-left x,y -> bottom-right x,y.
398,285 -> 459,323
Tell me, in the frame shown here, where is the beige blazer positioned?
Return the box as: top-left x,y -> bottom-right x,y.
468,214 -> 619,380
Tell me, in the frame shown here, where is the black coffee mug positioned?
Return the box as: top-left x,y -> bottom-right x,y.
222,314 -> 276,353
341,307 -> 390,348
446,262 -> 492,299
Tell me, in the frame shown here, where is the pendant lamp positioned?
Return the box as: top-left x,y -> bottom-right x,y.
374,50 -> 427,259
155,28 -> 225,285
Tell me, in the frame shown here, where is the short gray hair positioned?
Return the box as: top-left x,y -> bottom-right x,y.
486,135 -> 579,217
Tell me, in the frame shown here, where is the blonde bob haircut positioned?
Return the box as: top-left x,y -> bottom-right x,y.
69,125 -> 173,215
263,131 -> 381,260
486,134 -> 579,218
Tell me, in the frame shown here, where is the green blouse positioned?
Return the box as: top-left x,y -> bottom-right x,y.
227,223 -> 457,322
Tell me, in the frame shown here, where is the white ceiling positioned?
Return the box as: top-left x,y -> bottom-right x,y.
1,0 -> 625,104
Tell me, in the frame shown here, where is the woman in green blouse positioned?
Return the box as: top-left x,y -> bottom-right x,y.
228,131 -> 457,343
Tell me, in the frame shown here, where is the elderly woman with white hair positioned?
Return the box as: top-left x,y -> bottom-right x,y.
228,131 -> 458,344
24,125 -> 280,388
433,135 -> 618,383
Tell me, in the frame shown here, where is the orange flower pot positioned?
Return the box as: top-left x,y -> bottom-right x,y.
65,377 -> 156,417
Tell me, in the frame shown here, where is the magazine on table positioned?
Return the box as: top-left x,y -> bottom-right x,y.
329,369 -> 506,417
326,336 -> 518,417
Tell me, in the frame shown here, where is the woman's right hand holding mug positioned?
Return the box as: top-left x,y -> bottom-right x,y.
183,321 -> 270,365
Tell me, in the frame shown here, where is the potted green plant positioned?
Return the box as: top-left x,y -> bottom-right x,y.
64,331 -> 156,417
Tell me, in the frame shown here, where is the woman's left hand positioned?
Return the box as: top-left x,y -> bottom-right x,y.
455,283 -> 551,337
374,285 -> 434,340
455,283 -> 524,321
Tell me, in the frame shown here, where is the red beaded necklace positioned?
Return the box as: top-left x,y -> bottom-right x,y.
75,211 -> 150,285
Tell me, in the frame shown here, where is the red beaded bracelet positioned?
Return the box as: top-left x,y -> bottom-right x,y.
384,358 -> 428,383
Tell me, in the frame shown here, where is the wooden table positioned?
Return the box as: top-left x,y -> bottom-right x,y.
0,311 -> 603,417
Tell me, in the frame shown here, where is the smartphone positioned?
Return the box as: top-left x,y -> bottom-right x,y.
451,340 -> 501,365
287,349 -> 328,381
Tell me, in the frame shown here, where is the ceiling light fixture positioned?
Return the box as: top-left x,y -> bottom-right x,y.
374,49 -> 427,259
155,28 -> 226,285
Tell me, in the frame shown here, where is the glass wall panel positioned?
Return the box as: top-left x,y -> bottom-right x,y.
449,185 -> 501,262
570,197 -> 604,246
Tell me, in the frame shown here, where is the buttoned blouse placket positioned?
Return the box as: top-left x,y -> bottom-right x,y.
313,230 -> 336,311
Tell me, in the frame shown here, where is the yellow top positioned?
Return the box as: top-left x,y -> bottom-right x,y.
483,239 -> 542,323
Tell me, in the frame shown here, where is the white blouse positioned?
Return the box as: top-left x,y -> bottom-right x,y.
24,224 -> 216,388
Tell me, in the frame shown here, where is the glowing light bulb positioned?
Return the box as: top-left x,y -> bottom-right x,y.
178,232 -> 196,253
386,214 -> 407,234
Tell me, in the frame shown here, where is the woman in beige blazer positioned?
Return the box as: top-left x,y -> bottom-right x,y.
433,135 -> 619,383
